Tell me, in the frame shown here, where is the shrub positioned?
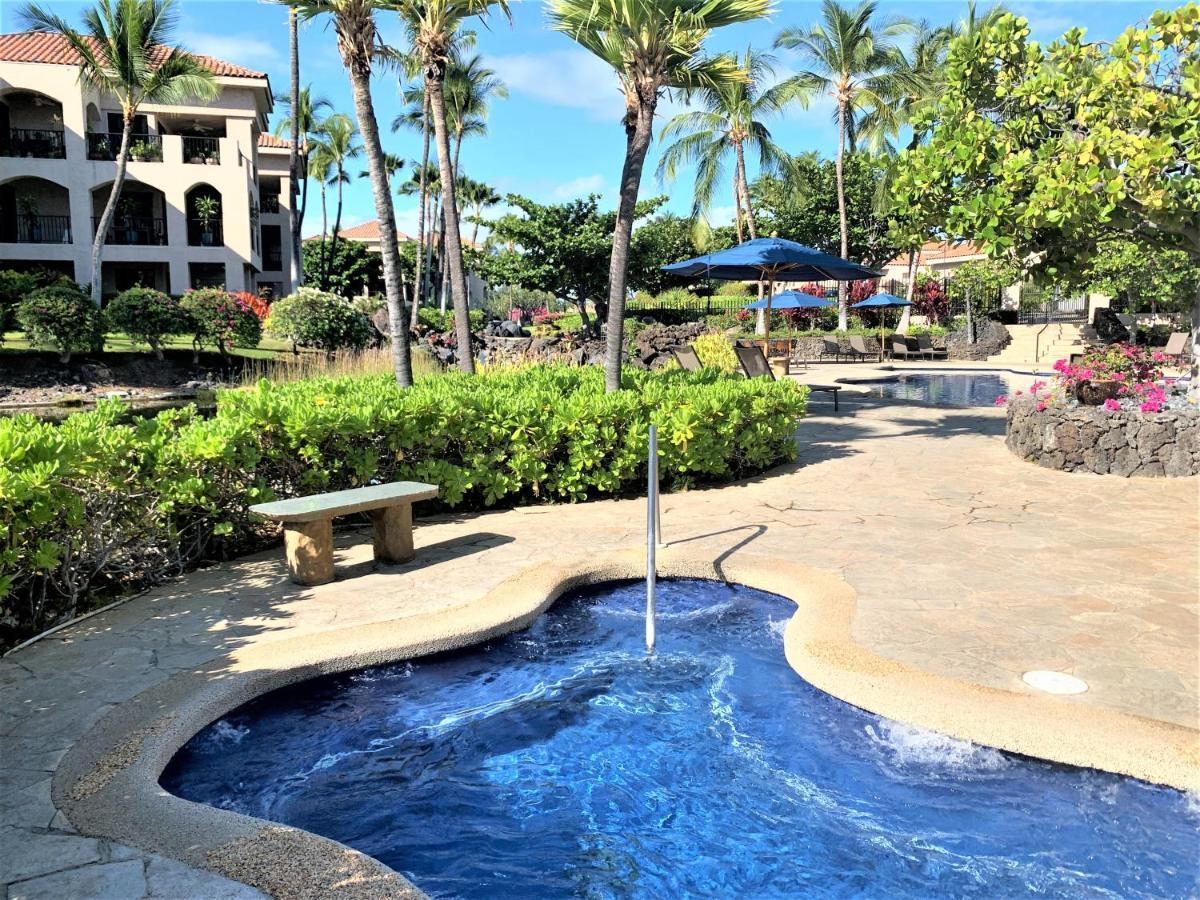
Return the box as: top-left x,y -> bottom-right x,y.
692,333 -> 739,373
715,280 -> 753,297
654,287 -> 696,307
105,287 -> 188,359
16,282 -> 104,363
265,287 -> 374,353
181,288 -> 263,356
0,366 -> 807,647
0,269 -> 39,336
417,307 -> 484,332
232,290 -> 271,322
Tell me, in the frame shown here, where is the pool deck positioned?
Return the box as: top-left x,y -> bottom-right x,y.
2,394 -> 1197,899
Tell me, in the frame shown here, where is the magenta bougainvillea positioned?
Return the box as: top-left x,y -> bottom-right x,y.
998,343 -> 1170,413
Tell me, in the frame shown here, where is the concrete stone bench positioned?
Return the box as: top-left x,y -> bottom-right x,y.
250,481 -> 439,586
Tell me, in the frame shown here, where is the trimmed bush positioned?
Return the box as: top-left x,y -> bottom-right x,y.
105,287 -> 188,359
266,287 -> 375,352
0,365 -> 808,646
692,332 -> 739,373
16,282 -> 104,363
180,288 -> 263,356
0,270 -> 39,337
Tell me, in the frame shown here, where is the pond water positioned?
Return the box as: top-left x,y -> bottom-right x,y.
163,579 -> 1199,899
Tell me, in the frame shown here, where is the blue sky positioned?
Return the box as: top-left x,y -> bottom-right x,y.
1,0 -> 1167,237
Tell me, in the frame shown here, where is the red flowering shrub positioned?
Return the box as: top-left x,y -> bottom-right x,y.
232,291 -> 270,322
847,279 -> 879,303
180,288 -> 262,356
911,275 -> 948,323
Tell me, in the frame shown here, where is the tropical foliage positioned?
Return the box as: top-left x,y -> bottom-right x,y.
104,288 -> 188,359
15,282 -> 104,363
266,287 -> 376,352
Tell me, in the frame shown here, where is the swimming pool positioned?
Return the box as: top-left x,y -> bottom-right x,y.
851,371 -> 1036,406
163,579 -> 1198,898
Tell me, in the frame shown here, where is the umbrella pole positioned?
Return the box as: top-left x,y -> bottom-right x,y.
762,275 -> 775,363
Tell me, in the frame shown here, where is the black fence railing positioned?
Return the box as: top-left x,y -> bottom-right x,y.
86,132 -> 163,161
1,128 -> 66,159
263,248 -> 283,270
183,136 -> 221,164
187,218 -> 224,246
2,214 -> 72,243
95,215 -> 167,245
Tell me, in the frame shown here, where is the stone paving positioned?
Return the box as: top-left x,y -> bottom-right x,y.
1,391 -> 1197,898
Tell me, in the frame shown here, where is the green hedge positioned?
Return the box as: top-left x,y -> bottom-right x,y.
0,365 -> 807,646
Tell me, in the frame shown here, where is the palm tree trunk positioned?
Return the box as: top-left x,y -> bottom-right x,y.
735,142 -> 756,240
426,73 -> 474,374
410,94 -> 431,328
344,49 -> 413,387
317,182 -> 328,288
897,247 -> 918,333
732,181 -> 744,244
834,97 -> 850,331
288,8 -> 303,288
439,129 -> 464,313
424,186 -> 440,314
604,95 -> 658,393
89,115 -> 134,304
330,171 -> 345,280
470,202 -> 482,246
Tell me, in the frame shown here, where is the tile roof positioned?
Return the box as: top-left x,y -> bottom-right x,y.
336,220 -> 415,243
0,31 -> 266,79
889,240 -> 985,267
257,133 -> 294,149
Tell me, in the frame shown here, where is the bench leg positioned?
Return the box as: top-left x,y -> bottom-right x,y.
283,519 -> 335,586
371,504 -> 415,565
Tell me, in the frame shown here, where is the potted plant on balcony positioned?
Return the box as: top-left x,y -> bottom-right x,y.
194,195 -> 220,246
88,133 -> 111,161
118,197 -> 138,244
18,196 -> 40,241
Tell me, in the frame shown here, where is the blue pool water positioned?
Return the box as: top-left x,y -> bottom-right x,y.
856,372 -> 1019,406
163,580 -> 1199,899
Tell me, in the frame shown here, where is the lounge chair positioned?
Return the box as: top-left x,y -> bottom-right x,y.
914,334 -> 948,360
819,337 -> 843,361
1162,332 -> 1188,362
847,335 -> 873,361
734,344 -> 843,409
889,336 -> 919,361
674,345 -> 703,371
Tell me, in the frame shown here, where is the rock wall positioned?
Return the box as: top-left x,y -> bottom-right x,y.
1006,397 -> 1200,477
945,319 -> 1010,361
480,334 -> 605,367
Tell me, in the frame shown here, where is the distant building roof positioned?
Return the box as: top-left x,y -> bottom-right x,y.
257,133 -> 294,149
888,240 -> 986,268
0,31 -> 267,79
305,219 -> 483,249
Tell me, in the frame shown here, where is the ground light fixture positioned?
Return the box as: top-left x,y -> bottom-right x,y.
1022,670 -> 1089,695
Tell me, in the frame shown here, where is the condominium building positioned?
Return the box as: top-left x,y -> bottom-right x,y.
0,32 -> 299,299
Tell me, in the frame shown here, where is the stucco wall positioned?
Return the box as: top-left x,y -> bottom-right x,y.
1006,397 -> 1200,477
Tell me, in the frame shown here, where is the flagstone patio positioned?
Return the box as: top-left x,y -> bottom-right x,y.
2,393 -> 1196,898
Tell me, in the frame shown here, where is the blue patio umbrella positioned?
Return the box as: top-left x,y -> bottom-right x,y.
743,290 -> 835,310
663,238 -> 879,354
852,292 -> 913,359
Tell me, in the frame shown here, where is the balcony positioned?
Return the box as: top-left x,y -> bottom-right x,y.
2,214 -> 72,244
95,215 -> 167,246
182,136 -> 221,165
260,193 -> 281,214
187,218 -> 224,247
0,128 -> 66,159
87,132 -> 163,162
264,248 -> 283,270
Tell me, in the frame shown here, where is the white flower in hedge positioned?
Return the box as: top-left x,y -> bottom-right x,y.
265,287 -> 376,353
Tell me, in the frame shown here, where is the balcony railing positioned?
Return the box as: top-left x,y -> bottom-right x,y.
86,132 -> 163,162
187,218 -> 224,247
1,128 -> 66,159
260,193 -> 281,214
95,215 -> 167,245
264,249 -> 283,270
183,136 -> 221,165
2,214 -> 72,243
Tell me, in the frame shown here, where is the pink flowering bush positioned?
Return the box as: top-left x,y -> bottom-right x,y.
1052,343 -> 1166,411
180,288 -> 263,357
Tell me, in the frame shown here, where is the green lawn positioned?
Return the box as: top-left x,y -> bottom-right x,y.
1,332 -> 295,360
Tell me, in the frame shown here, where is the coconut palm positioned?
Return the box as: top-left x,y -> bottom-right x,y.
656,48 -> 798,243
283,0 -> 413,388
393,0 -> 511,375
550,0 -> 768,393
308,148 -> 334,284
20,0 -> 218,304
774,0 -> 914,330
288,7 -> 302,284
312,113 -> 362,278
444,53 -> 506,175
276,85 -> 333,282
457,177 -> 500,246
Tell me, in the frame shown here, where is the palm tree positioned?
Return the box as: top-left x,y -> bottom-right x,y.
284,0 -> 413,388
313,113 -> 362,277
457,176 -> 500,246
307,145 -> 334,284
21,0 -> 217,304
398,161 -> 441,320
393,1 -> 511,375
276,85 -> 333,282
287,7 -> 303,286
444,53 -> 506,175
656,48 -> 797,243
775,0 -> 914,330
550,0 -> 768,392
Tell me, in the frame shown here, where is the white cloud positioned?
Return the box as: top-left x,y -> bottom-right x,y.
551,174 -> 606,200
488,49 -> 624,121
706,205 -> 737,227
186,31 -> 283,70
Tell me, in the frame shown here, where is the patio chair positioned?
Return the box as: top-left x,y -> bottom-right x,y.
819,337 -> 843,361
674,345 -> 703,371
734,344 -> 775,380
889,335 -> 919,361
847,335 -> 873,361
1162,332 -> 1188,362
914,334 -> 948,360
